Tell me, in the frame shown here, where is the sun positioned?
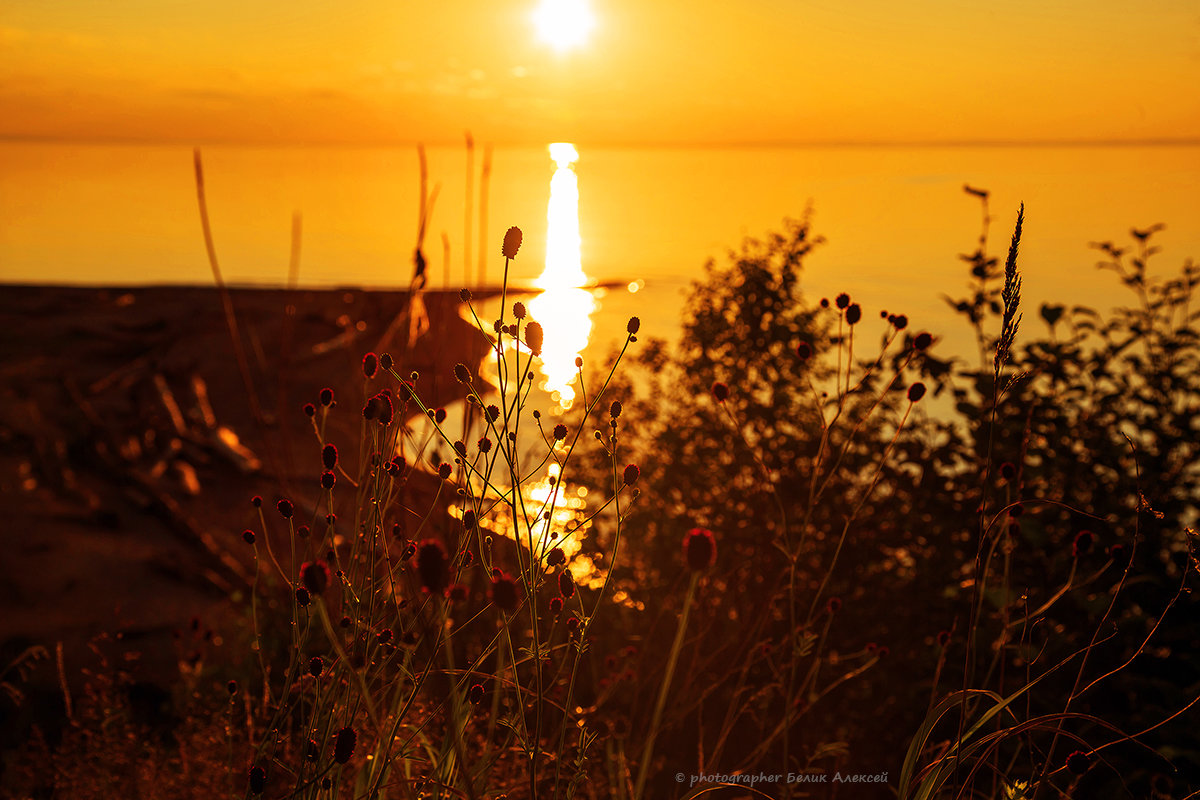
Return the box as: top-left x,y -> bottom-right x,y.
533,0 -> 595,52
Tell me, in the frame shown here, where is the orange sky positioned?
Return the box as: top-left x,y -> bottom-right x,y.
2,0 -> 1198,146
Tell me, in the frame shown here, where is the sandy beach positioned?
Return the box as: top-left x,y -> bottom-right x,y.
0,283 -> 498,749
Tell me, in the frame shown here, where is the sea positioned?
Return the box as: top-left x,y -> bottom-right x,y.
2,141 -> 1197,368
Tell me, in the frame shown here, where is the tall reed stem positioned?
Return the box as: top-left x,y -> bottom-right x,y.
633,572 -> 699,800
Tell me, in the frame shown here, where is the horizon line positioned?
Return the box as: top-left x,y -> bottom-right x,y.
3,133 -> 1199,150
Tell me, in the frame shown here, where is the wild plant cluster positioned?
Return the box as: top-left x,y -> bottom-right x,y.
579,190 -> 1200,798
7,194 -> 1200,800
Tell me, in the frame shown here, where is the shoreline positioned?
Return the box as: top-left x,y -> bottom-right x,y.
0,283 -> 495,723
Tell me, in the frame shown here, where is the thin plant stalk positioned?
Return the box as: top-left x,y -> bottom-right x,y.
633,572 -> 700,800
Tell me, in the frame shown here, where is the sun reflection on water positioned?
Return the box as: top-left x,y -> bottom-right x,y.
448,461 -> 607,590
441,143 -> 617,594
529,143 -> 596,411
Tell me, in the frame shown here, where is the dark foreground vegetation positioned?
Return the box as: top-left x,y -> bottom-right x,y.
3,192 -> 1198,799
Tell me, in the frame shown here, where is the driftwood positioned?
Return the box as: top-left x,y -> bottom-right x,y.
64,378 -> 252,593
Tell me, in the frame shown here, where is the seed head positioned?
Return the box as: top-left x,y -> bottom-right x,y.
362,352 -> 378,379
513,301 -> 526,319
502,226 -> 523,258
415,540 -> 449,595
820,298 -> 830,308
379,353 -> 393,371
553,424 -> 567,441
711,381 -> 729,402
683,528 -> 717,571
454,363 -> 472,383
623,464 -> 640,486
610,400 -> 622,418
435,408 -> 447,424
907,382 -> 926,402
251,495 -> 262,508
277,499 -> 293,519
478,436 -> 492,453
321,470 -> 336,490
891,314 -> 908,330
937,630 -> 951,648
375,392 -> 393,425
308,656 -> 324,677
627,317 -> 641,335
547,547 -> 566,567
227,679 -> 238,695
303,402 -> 316,417
549,596 -> 563,614
333,726 -> 357,764
468,683 -> 485,704
558,570 -> 576,599
846,303 -> 862,325
300,563 -> 333,599
322,444 -> 338,470
1073,530 -> 1094,558
319,387 -> 334,406
462,509 -> 476,530
295,587 -> 310,607
362,396 -> 378,421
914,332 -> 932,351
826,597 -> 842,613
796,341 -> 812,361
301,561 -> 331,595
437,462 -> 452,480
242,529 -> 256,545
249,765 -> 267,794
460,288 -> 472,302
575,356 -> 583,368
999,461 -> 1016,481
525,321 -> 544,356
490,572 -> 521,613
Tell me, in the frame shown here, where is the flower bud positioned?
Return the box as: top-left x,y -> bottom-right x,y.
502,226 -> 523,258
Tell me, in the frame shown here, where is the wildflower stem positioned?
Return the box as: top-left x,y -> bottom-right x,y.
633,572 -> 699,800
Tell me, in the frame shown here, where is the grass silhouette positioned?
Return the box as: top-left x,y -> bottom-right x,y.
4,188 -> 1200,799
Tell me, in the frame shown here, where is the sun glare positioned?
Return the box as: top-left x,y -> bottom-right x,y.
533,0 -> 595,52
530,143 -> 595,410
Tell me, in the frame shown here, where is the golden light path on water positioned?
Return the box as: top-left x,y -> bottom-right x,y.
449,463 -> 608,592
529,143 -> 596,411
445,143 -> 635,602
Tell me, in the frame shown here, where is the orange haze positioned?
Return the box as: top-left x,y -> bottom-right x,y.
1,0 -> 1198,146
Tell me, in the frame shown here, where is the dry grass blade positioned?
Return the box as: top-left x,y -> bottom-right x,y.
192,148 -> 264,423
995,203 -> 1025,372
